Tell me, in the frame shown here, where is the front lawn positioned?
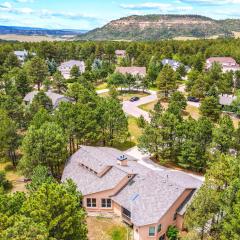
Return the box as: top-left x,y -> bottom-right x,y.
113,117 -> 142,151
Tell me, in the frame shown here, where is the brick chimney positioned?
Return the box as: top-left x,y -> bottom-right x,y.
117,155 -> 128,166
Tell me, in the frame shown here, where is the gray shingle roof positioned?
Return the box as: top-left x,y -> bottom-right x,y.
219,94 -> 237,106
62,146 -> 202,226
115,67 -> 146,77
59,60 -> 85,69
23,91 -> 72,108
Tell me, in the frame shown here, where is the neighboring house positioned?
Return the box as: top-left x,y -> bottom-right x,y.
115,67 -> 146,77
161,59 -> 190,72
58,60 -> 85,79
23,91 -> 72,109
115,50 -> 126,58
219,94 -> 237,106
62,146 -> 202,240
14,50 -> 33,62
206,57 -> 240,72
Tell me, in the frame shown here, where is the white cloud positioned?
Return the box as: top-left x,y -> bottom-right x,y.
120,2 -> 172,11
180,0 -> 240,5
15,0 -> 34,3
0,2 -> 12,9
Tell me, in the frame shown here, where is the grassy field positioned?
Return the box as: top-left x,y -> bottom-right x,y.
139,99 -> 201,120
0,34 -> 71,42
0,161 -> 26,192
128,117 -> 142,144
96,82 -> 108,91
113,117 -> 142,151
87,216 -> 130,240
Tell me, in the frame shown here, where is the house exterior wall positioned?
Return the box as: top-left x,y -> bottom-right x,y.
83,174 -> 133,212
133,189 -> 192,240
58,62 -> 85,79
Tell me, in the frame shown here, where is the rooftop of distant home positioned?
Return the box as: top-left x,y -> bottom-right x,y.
14,50 -> 28,56
59,60 -> 85,68
207,57 -> 238,64
115,50 -> 126,56
23,91 -> 72,108
62,145 -> 202,227
162,59 -> 190,71
115,66 -> 146,77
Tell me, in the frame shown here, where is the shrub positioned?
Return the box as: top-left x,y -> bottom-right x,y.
0,170 -> 12,191
167,225 -> 179,240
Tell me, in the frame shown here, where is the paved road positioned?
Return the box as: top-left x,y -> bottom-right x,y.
97,88 -> 200,122
122,92 -> 158,122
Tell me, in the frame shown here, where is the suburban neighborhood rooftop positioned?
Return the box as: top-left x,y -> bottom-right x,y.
62,146 -> 203,226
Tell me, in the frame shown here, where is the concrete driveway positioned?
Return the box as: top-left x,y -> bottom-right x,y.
125,146 -> 204,182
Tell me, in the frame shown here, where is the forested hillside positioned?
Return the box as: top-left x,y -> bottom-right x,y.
78,14 -> 240,41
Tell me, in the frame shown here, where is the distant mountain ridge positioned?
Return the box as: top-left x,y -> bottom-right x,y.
0,26 -> 88,36
78,14 -> 240,41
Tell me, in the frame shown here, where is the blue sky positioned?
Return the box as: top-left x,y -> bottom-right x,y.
0,0 -> 240,30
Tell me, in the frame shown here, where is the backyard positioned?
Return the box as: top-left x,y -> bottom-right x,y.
87,216 -> 131,240
0,161 -> 26,192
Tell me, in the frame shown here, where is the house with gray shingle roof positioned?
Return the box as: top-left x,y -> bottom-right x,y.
219,94 -> 237,106
115,67 -> 146,77
206,57 -> 240,72
62,146 -> 202,240
58,60 -> 85,79
14,50 -> 36,62
162,59 -> 190,72
23,91 -> 72,109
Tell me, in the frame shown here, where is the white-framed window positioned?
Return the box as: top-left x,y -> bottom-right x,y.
149,226 -> 155,236
101,198 -> 112,208
86,198 -> 96,208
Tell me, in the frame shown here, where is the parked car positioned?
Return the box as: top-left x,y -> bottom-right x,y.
187,96 -> 200,102
130,97 -> 140,102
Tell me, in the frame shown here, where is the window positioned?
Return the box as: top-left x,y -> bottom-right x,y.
173,212 -> 177,221
149,226 -> 155,237
86,198 -> 96,208
157,224 -> 162,233
101,198 -> 112,208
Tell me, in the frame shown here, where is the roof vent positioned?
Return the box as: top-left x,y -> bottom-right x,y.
117,155 -> 128,166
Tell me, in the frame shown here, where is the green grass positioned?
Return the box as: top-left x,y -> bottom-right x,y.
112,117 -> 142,151
0,161 -> 26,192
149,86 -> 158,91
108,226 -> 130,240
128,117 -> 142,144
139,100 -> 159,112
96,82 -> 108,90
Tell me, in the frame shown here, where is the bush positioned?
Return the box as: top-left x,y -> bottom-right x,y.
109,226 -> 128,240
137,115 -> 146,128
0,170 -> 12,191
167,225 -> 179,240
